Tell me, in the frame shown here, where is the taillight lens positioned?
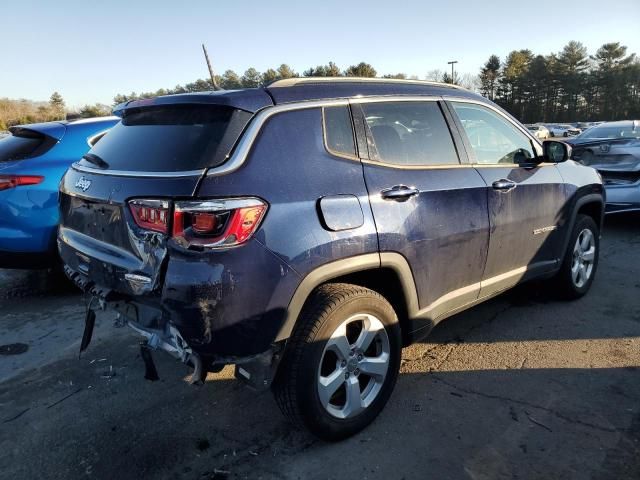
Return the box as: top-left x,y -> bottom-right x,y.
0,175 -> 44,191
128,199 -> 170,234
173,198 -> 267,248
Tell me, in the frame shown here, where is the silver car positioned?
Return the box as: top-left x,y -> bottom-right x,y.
526,124 -> 550,139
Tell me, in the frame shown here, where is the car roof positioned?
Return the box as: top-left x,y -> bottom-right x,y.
114,77 -> 483,116
265,77 -> 480,104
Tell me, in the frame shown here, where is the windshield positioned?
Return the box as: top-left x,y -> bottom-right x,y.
78,104 -> 252,172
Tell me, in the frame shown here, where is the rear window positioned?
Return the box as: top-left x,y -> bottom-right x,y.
0,131 -> 47,162
79,105 -> 253,172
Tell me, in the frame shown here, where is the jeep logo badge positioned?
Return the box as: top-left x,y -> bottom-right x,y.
75,177 -> 92,192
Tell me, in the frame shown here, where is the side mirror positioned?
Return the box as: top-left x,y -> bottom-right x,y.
543,140 -> 572,163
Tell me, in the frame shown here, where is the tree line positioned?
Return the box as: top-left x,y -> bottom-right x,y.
0,92 -> 112,130
111,62 -> 480,104
112,42 -> 639,124
2,41 -> 637,130
0,92 -> 66,130
480,41 -> 640,123
113,62 -> 395,104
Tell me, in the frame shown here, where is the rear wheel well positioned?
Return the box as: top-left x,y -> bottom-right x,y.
577,201 -> 604,230
320,268 -> 411,345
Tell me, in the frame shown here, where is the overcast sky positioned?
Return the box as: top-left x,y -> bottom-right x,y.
2,0 -> 639,107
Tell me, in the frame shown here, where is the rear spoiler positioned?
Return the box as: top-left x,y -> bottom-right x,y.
113,89 -> 274,118
9,122 -> 67,142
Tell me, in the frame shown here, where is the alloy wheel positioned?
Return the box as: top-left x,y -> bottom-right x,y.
317,313 -> 390,419
571,228 -> 596,288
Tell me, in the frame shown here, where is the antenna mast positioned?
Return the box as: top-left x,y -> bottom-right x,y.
202,44 -> 221,90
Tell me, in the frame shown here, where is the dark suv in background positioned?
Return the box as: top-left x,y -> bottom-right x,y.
58,78 -> 604,440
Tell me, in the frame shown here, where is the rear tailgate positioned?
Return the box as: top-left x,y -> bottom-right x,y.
58,99 -> 263,297
59,171 -> 201,296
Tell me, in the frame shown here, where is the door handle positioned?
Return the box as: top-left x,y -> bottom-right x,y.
492,179 -> 517,192
381,185 -> 420,201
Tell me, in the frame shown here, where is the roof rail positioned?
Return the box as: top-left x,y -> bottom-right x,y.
268,76 -> 467,90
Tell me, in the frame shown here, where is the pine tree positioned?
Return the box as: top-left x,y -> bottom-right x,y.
49,91 -> 65,120
344,62 -> 376,78
479,55 -> 501,100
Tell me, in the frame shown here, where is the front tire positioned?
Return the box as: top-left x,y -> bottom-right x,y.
273,283 -> 401,441
553,214 -> 599,299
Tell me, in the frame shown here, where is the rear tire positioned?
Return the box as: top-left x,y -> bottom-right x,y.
273,283 -> 401,441
553,214 -> 599,299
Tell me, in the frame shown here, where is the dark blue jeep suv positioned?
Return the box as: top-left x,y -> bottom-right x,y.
58,78 -> 604,440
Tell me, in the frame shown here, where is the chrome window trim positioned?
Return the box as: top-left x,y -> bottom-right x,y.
207,96 -> 478,177
71,163 -> 205,178
75,95 -> 542,179
360,158 -> 471,170
207,99 -> 349,177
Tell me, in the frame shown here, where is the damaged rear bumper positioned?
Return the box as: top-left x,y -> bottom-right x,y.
60,238 -> 301,387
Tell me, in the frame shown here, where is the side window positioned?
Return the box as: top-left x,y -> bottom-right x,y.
360,102 -> 459,166
451,102 -> 535,165
323,106 -> 356,157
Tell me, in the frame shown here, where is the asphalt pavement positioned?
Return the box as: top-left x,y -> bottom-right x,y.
0,213 -> 639,480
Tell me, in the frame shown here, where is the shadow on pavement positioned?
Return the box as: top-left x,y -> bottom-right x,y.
0,216 -> 638,479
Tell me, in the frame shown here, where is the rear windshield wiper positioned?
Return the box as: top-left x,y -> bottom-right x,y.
82,153 -> 109,169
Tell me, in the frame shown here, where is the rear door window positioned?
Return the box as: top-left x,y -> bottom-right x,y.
80,105 -> 252,172
360,101 -> 460,166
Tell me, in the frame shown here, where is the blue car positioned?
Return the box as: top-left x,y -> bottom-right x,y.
0,117 -> 118,268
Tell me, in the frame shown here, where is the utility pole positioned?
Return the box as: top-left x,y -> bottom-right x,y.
202,44 -> 221,90
447,60 -> 458,84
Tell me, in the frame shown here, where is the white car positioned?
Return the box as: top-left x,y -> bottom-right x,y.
526,124 -> 550,140
546,124 -> 581,137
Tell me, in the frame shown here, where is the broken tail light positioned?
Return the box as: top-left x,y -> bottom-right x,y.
173,198 -> 267,248
0,175 -> 44,191
128,199 -> 170,234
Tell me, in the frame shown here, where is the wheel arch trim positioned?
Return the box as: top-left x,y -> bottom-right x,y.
274,252 -> 419,342
560,193 -> 605,260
